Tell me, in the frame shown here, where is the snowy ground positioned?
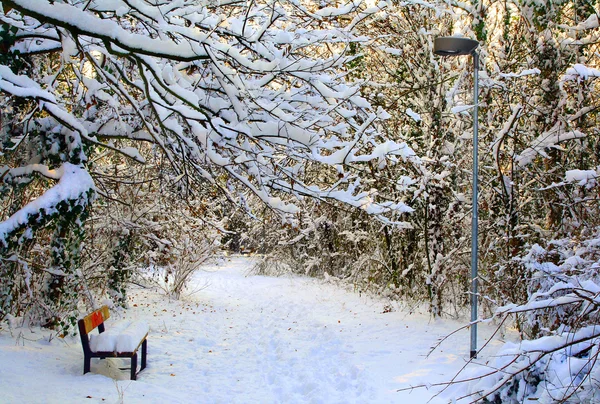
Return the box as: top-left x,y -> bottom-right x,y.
0,256 -> 509,403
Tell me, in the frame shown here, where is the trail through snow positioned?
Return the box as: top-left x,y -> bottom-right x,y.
0,256 -> 506,403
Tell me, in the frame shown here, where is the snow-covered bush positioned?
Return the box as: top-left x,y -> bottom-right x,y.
140,235 -> 217,299
82,149 -> 225,303
129,190 -> 221,300
446,229 -> 600,402
250,200 -> 427,305
457,327 -> 600,403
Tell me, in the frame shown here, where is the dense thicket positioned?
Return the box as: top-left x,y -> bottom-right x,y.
259,0 -> 599,316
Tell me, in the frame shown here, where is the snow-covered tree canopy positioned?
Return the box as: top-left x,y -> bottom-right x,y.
0,0 -> 417,245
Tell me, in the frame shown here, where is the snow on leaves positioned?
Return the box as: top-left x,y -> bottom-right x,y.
0,163 -> 95,250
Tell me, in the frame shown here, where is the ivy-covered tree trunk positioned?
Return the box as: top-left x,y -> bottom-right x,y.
107,234 -> 133,308
45,206 -> 89,333
0,163 -> 95,333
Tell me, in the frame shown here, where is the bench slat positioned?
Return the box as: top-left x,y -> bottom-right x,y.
82,306 -> 110,334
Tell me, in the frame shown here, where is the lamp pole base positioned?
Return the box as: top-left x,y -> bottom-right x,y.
470,350 -> 477,359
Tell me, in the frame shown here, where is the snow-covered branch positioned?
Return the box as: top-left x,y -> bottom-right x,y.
1,0 -> 415,223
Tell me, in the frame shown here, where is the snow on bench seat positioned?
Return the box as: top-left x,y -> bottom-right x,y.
90,320 -> 149,353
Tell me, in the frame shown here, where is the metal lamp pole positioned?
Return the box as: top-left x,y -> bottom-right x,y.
433,37 -> 480,359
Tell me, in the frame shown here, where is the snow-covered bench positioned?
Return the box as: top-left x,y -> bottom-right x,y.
77,306 -> 148,380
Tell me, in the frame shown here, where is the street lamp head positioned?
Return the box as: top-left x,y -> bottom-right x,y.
434,37 -> 479,56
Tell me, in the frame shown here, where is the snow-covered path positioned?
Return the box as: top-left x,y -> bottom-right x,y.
0,257 -> 504,403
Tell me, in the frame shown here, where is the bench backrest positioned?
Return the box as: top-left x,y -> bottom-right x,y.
78,305 -> 110,355
79,305 -> 110,334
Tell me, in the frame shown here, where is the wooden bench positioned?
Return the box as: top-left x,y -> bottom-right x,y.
77,306 -> 148,380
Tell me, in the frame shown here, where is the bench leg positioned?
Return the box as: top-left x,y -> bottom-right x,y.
141,339 -> 147,371
130,353 -> 138,380
84,355 -> 91,375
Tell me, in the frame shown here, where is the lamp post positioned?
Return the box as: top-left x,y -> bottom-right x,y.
433,37 -> 480,359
